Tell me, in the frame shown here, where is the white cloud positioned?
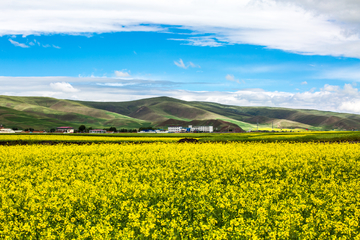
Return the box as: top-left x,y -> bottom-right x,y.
174,59 -> 187,69
339,100 -> 360,113
301,81 -> 308,85
226,74 -> 235,81
274,0 -> 360,27
174,59 -> 200,69
8,39 -> 29,48
226,74 -> 242,84
97,82 -> 135,87
11,38 -> 61,49
114,70 -> 131,77
169,36 -> 223,47
323,84 -> 340,92
2,1 -> 360,58
318,65 -> 360,81
189,62 -> 200,68
50,82 -> 79,93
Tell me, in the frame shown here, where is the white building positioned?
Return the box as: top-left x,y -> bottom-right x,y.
138,130 -> 169,133
89,129 -> 106,134
155,130 -> 168,133
168,125 -> 214,133
0,128 -> 15,133
56,126 -> 74,133
139,130 -> 156,133
190,125 -> 213,133
168,126 -> 183,133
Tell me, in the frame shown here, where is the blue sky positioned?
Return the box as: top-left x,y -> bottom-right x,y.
2,0 -> 360,113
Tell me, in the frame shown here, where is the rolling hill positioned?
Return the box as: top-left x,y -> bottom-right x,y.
0,95 -> 150,130
1,95 -> 360,131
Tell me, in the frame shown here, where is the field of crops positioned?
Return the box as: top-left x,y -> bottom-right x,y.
1,141 -> 360,239
0,134 -> 182,144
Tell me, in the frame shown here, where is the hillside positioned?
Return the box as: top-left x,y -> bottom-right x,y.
81,96 -> 360,131
1,95 -> 360,131
188,101 -> 360,130
0,95 -> 150,130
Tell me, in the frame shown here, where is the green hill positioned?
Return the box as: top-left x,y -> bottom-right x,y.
0,95 -> 150,130
1,95 -> 360,131
188,101 -> 360,130
81,96 -> 360,131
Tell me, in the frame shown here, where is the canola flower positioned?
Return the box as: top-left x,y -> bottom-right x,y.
0,142 -> 360,239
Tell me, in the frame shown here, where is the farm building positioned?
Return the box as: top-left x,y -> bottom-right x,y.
0,128 -> 15,133
168,125 -> 214,133
89,129 -> 106,134
56,126 -> 74,133
23,130 -> 46,133
155,130 -> 168,133
168,126 -> 183,133
189,125 -> 214,133
138,129 -> 168,133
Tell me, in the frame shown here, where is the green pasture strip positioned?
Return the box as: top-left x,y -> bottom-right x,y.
218,118 -> 255,130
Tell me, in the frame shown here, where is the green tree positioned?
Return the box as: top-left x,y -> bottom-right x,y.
139,127 -> 154,131
109,127 -> 117,132
79,125 -> 86,132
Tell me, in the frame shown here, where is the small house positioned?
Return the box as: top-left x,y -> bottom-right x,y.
89,129 -> 106,134
168,126 -> 183,133
56,126 -> 74,133
0,128 -> 15,133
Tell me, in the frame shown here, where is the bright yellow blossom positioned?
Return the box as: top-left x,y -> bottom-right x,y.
0,141 -> 359,238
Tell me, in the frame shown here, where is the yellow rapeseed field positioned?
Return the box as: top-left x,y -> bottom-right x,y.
0,142 -> 360,239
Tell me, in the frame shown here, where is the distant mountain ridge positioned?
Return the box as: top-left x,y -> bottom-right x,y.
1,95 -> 360,131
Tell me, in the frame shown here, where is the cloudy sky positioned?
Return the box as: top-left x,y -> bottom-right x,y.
2,0 -> 360,113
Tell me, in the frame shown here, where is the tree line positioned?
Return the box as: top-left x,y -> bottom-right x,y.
78,125 -> 138,133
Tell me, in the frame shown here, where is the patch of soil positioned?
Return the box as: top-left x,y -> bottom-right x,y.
317,140 -> 360,144
178,138 -> 199,143
0,141 -> 92,146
